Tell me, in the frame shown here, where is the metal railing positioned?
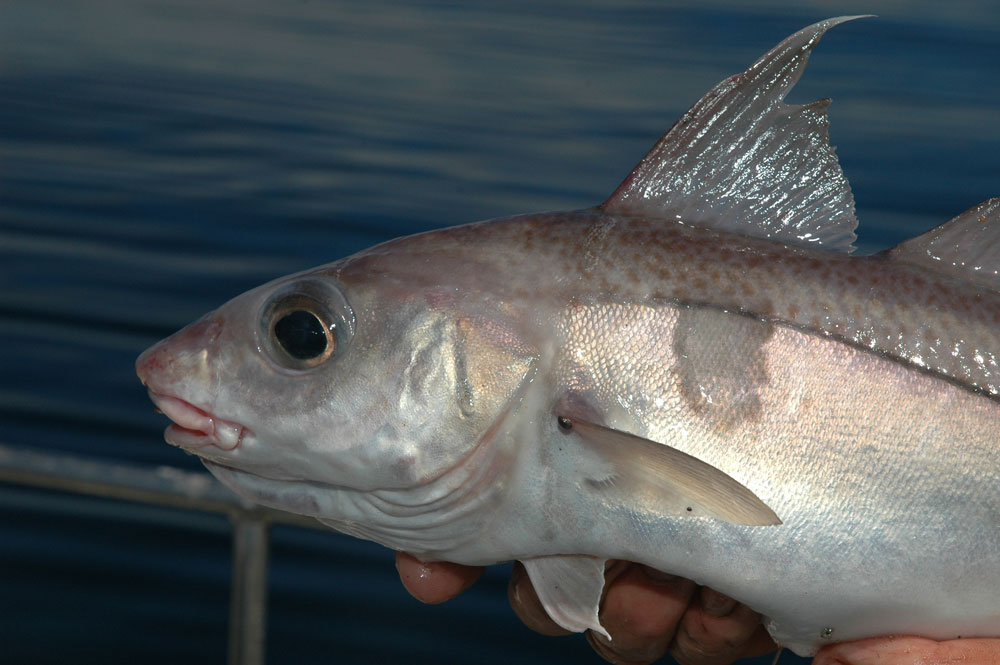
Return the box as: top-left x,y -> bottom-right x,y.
0,442 -> 322,665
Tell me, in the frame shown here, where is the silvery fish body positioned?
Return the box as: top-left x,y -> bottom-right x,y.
136,18 -> 1000,656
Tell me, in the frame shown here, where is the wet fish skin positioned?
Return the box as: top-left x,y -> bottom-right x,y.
136,17 -> 1000,656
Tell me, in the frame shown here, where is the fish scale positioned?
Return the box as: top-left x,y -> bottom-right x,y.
137,17 -> 1000,657
351,213 -> 1000,396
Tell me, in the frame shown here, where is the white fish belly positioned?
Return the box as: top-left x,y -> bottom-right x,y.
556,303 -> 1000,654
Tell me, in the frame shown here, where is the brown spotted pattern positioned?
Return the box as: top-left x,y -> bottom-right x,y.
338,209 -> 1000,399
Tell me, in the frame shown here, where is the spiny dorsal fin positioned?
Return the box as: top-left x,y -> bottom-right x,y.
884,197 -> 1000,292
602,16 -> 868,253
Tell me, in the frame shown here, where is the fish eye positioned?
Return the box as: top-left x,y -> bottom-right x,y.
259,281 -> 354,371
273,308 -> 331,361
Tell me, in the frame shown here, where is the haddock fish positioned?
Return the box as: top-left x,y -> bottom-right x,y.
136,17 -> 1000,656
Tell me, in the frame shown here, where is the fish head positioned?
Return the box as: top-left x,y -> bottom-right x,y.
136,249 -> 536,527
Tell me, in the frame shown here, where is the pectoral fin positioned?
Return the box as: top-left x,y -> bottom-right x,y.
521,555 -> 610,639
561,417 -> 781,526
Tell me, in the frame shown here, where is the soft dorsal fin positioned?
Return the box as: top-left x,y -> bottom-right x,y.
602,17 -> 867,253
884,198 -> 1000,291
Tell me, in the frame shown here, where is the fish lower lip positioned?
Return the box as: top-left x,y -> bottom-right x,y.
163,423 -> 245,452
148,390 -> 247,451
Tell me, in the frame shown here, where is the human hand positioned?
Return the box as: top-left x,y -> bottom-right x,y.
395,553 -> 775,665
394,551 -> 485,604
813,635 -> 1000,664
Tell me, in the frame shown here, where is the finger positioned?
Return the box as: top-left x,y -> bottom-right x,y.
394,551 -> 484,604
588,564 -> 697,665
814,635 -> 1000,665
507,561 -> 573,636
671,587 -> 776,665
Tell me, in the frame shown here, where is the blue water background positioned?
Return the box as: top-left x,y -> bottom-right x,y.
1,1 -> 998,663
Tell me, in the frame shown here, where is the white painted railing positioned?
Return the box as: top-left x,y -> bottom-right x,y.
0,443 -> 322,665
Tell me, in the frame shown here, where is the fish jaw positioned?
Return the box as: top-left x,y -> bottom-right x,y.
146,390 -> 248,452
136,314 -> 252,453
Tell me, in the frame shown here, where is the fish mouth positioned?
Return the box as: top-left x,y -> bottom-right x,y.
147,390 -> 249,452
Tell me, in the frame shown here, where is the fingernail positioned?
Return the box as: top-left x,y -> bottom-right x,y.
700,587 -> 737,616
640,565 -> 679,585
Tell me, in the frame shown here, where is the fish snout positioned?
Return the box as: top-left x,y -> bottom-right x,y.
135,315 -> 223,388
137,315 -> 247,452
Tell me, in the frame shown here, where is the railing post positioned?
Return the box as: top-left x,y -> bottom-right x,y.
0,443 -> 327,665
227,515 -> 270,665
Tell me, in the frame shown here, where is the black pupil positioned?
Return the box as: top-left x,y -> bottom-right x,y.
274,310 -> 328,360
